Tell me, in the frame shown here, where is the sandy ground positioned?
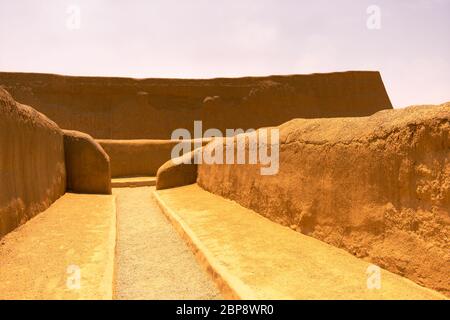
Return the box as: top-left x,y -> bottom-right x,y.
155,184 -> 446,300
113,186 -> 221,300
0,193 -> 116,300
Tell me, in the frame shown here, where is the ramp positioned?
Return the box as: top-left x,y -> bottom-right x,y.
154,184 -> 445,300
0,193 -> 116,300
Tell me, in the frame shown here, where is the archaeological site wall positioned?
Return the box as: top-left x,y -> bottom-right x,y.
0,88 -> 115,239
0,71 -> 392,139
0,88 -> 66,238
197,103 -> 450,295
63,130 -> 112,194
98,139 -> 210,178
156,149 -> 200,190
1,70 -> 448,297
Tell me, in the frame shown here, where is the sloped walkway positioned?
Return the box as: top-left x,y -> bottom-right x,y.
113,186 -> 221,299
0,193 -> 116,300
154,184 -> 446,300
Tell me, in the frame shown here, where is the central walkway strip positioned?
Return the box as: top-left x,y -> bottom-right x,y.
113,186 -> 221,299
154,184 -> 446,300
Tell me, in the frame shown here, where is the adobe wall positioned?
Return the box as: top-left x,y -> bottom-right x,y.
0,71 -> 392,139
0,88 -> 66,239
98,139 -> 210,177
63,130 -> 112,194
197,103 -> 450,295
156,149 -> 200,190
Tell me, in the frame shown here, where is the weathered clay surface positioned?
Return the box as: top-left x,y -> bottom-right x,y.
0,71 -> 392,139
156,150 -> 200,190
0,193 -> 116,299
197,103 -> 450,295
155,184 -> 446,299
98,139 -> 210,178
0,88 -> 66,239
63,130 -> 111,194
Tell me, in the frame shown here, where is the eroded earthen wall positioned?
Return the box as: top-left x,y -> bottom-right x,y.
156,149 -> 200,190
0,71 -> 392,139
98,139 -> 210,177
63,130 -> 111,194
0,88 -> 66,238
197,103 -> 450,295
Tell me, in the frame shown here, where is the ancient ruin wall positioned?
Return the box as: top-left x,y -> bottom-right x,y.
63,130 -> 112,194
0,88 -> 66,238
0,71 -> 392,139
156,149 -> 201,190
197,103 -> 450,295
98,139 -> 210,178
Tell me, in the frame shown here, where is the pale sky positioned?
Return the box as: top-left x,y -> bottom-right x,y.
0,0 -> 449,107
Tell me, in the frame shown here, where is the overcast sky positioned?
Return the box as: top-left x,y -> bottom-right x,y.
0,0 -> 449,107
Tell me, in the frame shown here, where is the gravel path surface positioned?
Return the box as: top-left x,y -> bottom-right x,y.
113,187 -> 221,300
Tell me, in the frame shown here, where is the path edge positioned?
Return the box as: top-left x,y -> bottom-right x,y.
153,189 -> 256,300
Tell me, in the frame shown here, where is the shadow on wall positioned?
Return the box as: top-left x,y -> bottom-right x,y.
156,148 -> 201,190
0,88 -> 112,239
64,130 -> 112,194
0,88 -> 66,239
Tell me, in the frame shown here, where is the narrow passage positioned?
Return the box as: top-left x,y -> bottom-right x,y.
113,186 -> 220,299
